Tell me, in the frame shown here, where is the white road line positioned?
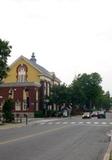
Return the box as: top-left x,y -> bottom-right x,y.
101,122 -> 107,125
94,122 -> 99,124
39,121 -> 112,126
71,122 -> 76,124
40,123 -> 46,125
86,122 -> 91,124
79,122 -> 83,124
63,122 -> 68,124
48,122 -> 53,125
55,122 -> 61,124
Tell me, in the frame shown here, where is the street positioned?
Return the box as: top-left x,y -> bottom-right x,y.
0,113 -> 112,160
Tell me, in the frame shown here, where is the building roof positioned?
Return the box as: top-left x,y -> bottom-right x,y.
10,54 -> 61,83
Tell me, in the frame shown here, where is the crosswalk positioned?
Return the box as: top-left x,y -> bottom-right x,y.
39,121 -> 112,126
1,121 -> 112,130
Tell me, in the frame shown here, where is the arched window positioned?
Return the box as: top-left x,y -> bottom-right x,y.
17,64 -> 28,82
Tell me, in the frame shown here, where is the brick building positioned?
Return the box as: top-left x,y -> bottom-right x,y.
0,53 -> 61,117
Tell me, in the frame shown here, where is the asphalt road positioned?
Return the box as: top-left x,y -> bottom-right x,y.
0,113 -> 112,160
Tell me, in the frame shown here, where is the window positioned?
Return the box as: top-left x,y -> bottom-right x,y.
17,64 -> 27,82
8,89 -> 14,99
15,101 -> 21,111
18,66 -> 26,82
23,100 -> 27,111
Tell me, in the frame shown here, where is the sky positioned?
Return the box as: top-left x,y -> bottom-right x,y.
0,0 -> 112,94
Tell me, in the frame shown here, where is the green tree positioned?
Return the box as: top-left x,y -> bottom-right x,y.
0,38 -> 12,82
49,72 -> 110,112
69,76 -> 86,108
49,83 -> 68,106
96,91 -> 111,111
71,73 -> 103,110
3,99 -> 14,122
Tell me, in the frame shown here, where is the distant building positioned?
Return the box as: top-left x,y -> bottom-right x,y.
0,53 -> 61,117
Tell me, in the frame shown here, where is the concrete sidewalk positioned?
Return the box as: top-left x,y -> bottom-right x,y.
0,118 -> 60,130
103,142 -> 112,160
0,123 -> 24,130
103,130 -> 112,160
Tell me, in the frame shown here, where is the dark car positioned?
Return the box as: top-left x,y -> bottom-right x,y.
97,111 -> 106,119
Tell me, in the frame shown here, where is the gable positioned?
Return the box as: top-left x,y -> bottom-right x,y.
4,57 -> 42,83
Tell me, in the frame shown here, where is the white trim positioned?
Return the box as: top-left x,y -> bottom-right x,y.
9,55 -> 42,73
40,76 -> 52,82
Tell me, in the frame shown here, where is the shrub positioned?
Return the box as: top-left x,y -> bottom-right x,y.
34,111 -> 44,118
47,110 -> 57,117
2,98 -> 15,122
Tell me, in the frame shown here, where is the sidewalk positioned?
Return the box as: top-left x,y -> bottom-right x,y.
0,123 -> 24,130
103,130 -> 112,160
103,142 -> 112,160
0,118 -> 60,130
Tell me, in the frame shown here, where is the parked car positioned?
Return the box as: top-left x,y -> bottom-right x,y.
82,112 -> 91,119
91,111 -> 98,118
63,110 -> 68,117
97,111 -> 106,119
55,111 -> 63,117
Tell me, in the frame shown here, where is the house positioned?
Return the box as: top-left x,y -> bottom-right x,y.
0,53 -> 61,117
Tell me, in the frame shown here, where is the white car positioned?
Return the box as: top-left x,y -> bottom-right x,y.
63,110 -> 68,117
91,111 -> 98,118
82,112 -> 91,119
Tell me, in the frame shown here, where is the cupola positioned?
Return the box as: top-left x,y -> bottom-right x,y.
30,52 -> 37,64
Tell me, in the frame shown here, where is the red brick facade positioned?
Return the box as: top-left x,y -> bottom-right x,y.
0,54 -> 61,117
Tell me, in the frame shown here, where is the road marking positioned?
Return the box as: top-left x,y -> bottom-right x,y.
39,121 -> 112,126
48,122 -> 53,125
94,122 -> 99,124
79,122 -> 83,124
55,122 -> 61,124
71,122 -> 76,124
40,122 -> 45,125
0,125 -> 71,145
101,122 -> 107,125
86,122 -> 91,124
63,122 -> 68,124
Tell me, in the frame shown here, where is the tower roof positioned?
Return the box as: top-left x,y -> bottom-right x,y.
30,52 -> 36,64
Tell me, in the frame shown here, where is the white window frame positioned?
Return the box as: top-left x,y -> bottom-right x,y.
15,101 -> 21,111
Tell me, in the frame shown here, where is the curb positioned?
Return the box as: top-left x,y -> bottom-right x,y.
0,118 -> 60,130
0,123 -> 25,130
103,141 -> 112,160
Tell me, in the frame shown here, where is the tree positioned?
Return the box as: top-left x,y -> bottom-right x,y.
0,39 -> 12,82
2,98 -> 15,122
71,73 -> 103,110
69,78 -> 86,108
96,91 -> 111,111
49,83 -> 68,106
49,72 -> 110,113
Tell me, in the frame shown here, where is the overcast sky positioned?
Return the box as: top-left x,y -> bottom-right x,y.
0,0 -> 112,94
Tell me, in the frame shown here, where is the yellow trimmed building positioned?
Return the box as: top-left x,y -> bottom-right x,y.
0,53 -> 61,117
